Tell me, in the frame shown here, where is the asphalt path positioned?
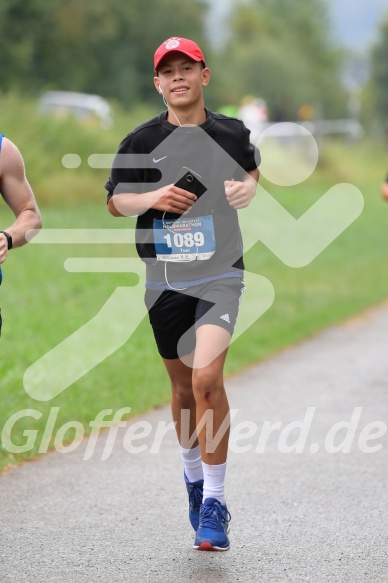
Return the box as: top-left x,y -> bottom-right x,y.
1,304 -> 388,582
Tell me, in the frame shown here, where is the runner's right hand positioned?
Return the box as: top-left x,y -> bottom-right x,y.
151,183 -> 197,214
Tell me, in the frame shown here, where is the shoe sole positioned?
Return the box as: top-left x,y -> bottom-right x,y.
193,542 -> 230,552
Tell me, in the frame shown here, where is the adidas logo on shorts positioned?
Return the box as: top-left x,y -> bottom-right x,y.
220,314 -> 231,324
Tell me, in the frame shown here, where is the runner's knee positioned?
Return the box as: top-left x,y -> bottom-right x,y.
171,381 -> 194,406
192,367 -> 224,400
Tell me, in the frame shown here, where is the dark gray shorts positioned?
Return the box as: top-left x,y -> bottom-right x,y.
144,277 -> 245,359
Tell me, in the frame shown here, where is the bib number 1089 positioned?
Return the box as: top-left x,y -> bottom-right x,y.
164,231 -> 205,248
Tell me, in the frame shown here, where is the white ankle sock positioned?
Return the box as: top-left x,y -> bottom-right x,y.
202,461 -> 227,505
179,445 -> 203,483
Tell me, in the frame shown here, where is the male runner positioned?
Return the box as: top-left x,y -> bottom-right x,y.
381,174 -> 388,200
106,37 -> 260,551
0,134 -> 42,332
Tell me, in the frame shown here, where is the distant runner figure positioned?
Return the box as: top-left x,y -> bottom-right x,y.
381,173 -> 388,201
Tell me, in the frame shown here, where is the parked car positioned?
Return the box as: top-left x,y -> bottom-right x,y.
38,91 -> 113,129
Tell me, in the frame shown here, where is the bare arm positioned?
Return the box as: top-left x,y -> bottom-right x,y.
107,183 -> 197,217
224,168 -> 260,209
381,181 -> 388,201
0,138 -> 42,264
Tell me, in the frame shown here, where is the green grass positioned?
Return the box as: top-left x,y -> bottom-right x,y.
0,92 -> 159,206
1,93 -> 388,471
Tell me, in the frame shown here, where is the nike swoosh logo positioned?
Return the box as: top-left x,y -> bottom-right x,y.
153,156 -> 168,163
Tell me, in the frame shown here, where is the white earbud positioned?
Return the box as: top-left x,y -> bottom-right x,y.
159,86 -> 163,94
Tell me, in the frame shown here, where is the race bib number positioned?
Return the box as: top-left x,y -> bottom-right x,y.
153,215 -> 216,262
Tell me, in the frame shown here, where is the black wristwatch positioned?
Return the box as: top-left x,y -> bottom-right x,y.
0,230 -> 13,250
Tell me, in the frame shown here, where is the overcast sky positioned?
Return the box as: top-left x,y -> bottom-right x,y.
329,0 -> 388,49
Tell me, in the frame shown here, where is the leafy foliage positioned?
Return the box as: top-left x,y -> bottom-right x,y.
215,0 -> 347,119
370,17 -> 388,123
0,0 -> 209,105
0,0 -> 349,117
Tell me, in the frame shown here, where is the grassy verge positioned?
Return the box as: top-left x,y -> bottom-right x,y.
1,96 -> 388,471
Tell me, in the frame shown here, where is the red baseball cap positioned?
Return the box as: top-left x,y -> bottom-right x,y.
154,37 -> 206,72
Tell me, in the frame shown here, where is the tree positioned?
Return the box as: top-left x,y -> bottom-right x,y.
212,0 -> 347,119
0,0 -> 53,90
0,0 -> 209,106
370,18 -> 388,123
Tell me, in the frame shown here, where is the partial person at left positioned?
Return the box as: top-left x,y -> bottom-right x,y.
381,174 -> 388,201
0,134 -> 42,330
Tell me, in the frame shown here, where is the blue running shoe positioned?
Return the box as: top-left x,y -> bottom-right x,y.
193,497 -> 231,551
184,473 -> 204,531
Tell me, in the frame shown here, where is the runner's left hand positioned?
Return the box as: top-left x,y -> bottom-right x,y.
0,233 -> 8,264
224,176 -> 257,209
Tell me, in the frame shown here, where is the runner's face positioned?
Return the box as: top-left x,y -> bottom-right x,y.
155,54 -> 209,108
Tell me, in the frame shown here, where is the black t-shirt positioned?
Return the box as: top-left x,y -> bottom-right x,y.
105,109 -> 260,287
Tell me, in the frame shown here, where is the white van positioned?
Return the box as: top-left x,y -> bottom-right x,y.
38,91 -> 113,129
